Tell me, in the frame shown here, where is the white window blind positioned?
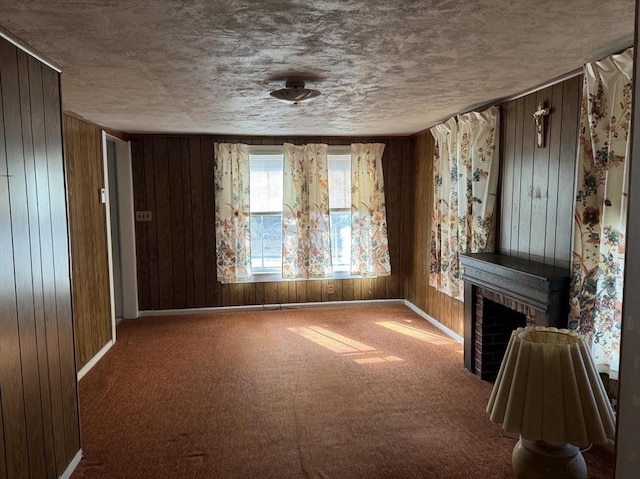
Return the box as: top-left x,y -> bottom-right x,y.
250,154 -> 283,213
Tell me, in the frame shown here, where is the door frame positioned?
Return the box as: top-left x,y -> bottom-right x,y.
102,132 -> 138,335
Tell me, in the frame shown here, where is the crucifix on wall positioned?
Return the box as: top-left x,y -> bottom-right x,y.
533,102 -> 550,148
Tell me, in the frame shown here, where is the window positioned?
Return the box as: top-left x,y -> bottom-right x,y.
248,146 -> 351,277
327,153 -> 351,272
249,151 -> 283,272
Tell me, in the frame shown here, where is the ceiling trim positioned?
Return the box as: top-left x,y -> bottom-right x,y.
0,25 -> 62,72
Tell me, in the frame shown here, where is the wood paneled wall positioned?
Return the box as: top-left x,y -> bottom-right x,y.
499,75 -> 581,267
131,136 -> 412,310
63,114 -> 113,370
0,37 -> 80,478
405,132 -> 464,335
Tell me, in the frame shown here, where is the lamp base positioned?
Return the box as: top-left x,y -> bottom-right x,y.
512,437 -> 587,479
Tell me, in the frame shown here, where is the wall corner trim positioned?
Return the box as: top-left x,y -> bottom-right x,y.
59,449 -> 82,479
404,300 -> 464,343
77,340 -> 113,381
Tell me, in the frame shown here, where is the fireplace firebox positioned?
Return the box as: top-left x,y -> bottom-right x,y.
460,253 -> 570,381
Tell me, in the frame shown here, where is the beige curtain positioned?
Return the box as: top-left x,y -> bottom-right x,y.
429,118 -> 460,298
213,143 -> 252,283
351,143 -> 391,277
429,106 -> 499,301
570,48 -> 633,380
282,143 -> 332,278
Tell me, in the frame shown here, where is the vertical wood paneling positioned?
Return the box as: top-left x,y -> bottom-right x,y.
154,137 -> 173,308
168,138 -> 186,307
15,49 -> 47,479
181,139 -> 195,308
500,99 -> 516,252
510,97 -> 525,253
131,136 -> 409,310
499,75 -> 581,267
0,35 -> 80,478
37,84 -> 67,478
188,137 -> 206,307
544,82 -> 563,261
63,113 -> 112,370
44,66 -> 81,465
530,87 -> 553,259
131,139 -> 149,310
405,132 -> 464,336
0,38 -> 30,478
517,92 -> 537,257
556,77 -> 581,262
144,137 -> 160,309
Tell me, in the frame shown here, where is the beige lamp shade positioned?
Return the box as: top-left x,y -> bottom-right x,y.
486,326 -> 616,448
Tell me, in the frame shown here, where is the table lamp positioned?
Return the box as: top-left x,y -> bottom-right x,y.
486,326 -> 616,479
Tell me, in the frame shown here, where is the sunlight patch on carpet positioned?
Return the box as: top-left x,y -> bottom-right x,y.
287,326 -> 405,364
288,326 -> 376,353
375,321 -> 456,345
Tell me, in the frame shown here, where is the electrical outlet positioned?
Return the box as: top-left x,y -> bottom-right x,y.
136,211 -> 152,222
327,282 -> 335,295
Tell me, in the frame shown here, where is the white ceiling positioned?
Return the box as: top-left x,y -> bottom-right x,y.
0,0 -> 635,136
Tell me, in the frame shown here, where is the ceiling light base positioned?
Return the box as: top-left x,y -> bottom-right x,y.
512,437 -> 587,479
269,80 -> 321,105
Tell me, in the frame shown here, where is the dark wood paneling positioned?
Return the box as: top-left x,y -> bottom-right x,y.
26,55 -> 57,478
0,35 -> 80,478
405,132 -> 464,336
131,135 -> 410,310
499,76 -> 581,267
63,113 -> 112,370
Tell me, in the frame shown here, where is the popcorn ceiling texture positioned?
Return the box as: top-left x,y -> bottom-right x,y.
0,0 -> 634,135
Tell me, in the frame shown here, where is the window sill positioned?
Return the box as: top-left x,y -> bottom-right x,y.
245,271 -> 359,283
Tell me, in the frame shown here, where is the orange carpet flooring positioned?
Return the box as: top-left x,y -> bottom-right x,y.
72,304 -> 613,478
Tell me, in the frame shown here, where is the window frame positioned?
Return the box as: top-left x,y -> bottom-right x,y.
247,145 -> 356,282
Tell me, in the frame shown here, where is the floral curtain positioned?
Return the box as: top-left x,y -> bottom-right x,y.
429,106 -> 499,301
282,143 -> 333,278
429,118 -> 460,298
569,48 -> 633,380
213,143 -> 252,283
351,143 -> 391,277
457,107 -> 500,254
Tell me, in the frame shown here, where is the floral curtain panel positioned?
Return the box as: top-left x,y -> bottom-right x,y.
457,107 -> 500,254
429,106 -> 499,301
351,143 -> 391,277
429,118 -> 460,298
282,143 -> 333,278
213,143 -> 252,283
570,48 -> 633,380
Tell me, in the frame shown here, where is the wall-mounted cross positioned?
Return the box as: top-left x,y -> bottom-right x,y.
533,102 -> 550,148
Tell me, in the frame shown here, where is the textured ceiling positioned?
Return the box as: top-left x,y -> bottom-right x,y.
0,0 -> 635,136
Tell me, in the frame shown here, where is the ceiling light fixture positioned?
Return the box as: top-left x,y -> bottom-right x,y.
269,80 -> 321,105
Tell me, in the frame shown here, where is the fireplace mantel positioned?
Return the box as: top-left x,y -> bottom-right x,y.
460,253 -> 570,379
460,253 -> 570,310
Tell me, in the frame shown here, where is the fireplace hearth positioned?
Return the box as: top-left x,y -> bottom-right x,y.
460,253 -> 570,381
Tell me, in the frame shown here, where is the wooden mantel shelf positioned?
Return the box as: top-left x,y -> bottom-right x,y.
460,253 -> 570,312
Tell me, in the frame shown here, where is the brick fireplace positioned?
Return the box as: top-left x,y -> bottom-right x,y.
460,253 -> 570,381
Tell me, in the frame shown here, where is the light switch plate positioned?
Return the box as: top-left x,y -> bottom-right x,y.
136,211 -> 152,222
